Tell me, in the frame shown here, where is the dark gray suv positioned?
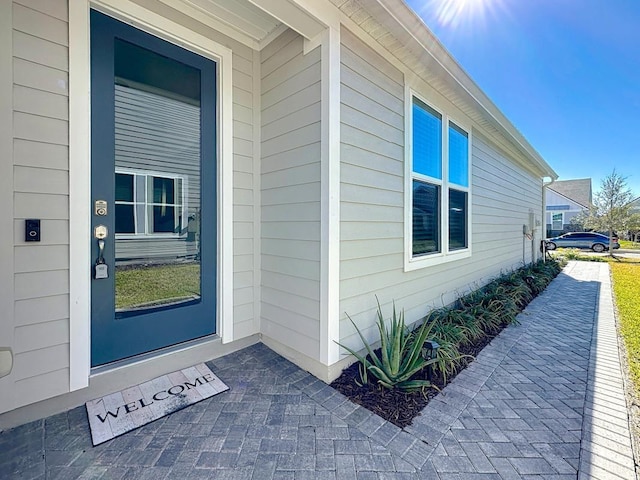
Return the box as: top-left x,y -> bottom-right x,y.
545,232 -> 620,252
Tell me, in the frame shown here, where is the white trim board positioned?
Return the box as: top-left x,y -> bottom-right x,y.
318,26 -> 341,366
68,0 -> 234,392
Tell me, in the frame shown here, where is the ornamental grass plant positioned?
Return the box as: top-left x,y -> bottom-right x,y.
337,258 -> 564,394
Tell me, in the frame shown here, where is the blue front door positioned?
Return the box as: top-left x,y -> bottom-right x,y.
90,11 -> 217,366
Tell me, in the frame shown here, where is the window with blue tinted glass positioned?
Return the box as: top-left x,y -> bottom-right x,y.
413,98 -> 442,179
409,94 -> 471,265
413,180 -> 440,255
449,189 -> 467,250
448,122 -> 468,187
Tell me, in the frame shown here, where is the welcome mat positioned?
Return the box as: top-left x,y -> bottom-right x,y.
86,363 -> 228,446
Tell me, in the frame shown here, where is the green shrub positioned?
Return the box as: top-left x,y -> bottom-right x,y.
479,284 -> 519,326
552,249 -> 605,262
339,258 -> 564,392
462,302 -> 502,334
501,271 -> 534,308
431,338 -> 467,383
441,307 -> 484,345
430,310 -> 466,345
562,248 -> 581,259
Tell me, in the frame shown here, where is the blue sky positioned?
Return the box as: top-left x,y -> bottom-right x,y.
406,0 -> 640,198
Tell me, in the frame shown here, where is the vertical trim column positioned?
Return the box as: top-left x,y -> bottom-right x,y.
217,30 -> 234,344
252,49 -> 262,336
0,0 -> 15,408
69,0 -> 92,391
319,26 -> 341,366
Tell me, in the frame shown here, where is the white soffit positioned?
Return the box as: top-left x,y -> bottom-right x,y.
164,0 -> 326,50
163,0 -> 284,49
246,0 -> 327,39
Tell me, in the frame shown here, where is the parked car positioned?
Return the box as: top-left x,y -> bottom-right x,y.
545,232 -> 620,252
593,231 -> 619,243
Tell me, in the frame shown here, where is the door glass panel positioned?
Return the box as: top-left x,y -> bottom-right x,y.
115,204 -> 135,234
115,173 -> 133,202
114,39 -> 202,315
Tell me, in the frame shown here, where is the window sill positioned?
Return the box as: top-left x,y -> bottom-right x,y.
404,248 -> 471,272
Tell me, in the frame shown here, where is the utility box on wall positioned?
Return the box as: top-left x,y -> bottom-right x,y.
0,348 -> 12,379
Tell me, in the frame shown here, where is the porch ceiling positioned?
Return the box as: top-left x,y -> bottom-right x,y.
162,0 -> 325,50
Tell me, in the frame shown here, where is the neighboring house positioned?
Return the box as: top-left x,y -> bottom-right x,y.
627,197 -> 640,241
0,0 -> 556,428
545,178 -> 592,236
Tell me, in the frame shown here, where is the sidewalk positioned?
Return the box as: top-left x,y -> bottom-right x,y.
0,261 -> 636,479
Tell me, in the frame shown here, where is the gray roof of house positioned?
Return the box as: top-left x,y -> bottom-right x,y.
548,179 -> 592,208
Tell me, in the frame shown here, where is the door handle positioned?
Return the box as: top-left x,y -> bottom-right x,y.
97,239 -> 105,264
94,225 -> 109,279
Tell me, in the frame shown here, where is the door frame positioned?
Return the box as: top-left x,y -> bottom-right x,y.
69,0 -> 234,391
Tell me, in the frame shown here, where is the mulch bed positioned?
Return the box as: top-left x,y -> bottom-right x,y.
330,332 -> 498,428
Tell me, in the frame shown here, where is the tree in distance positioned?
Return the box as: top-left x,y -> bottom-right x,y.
585,170 -> 634,255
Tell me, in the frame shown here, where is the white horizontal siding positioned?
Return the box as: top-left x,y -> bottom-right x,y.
14,139 -> 68,170
14,294 -> 69,327
14,84 -> 67,120
260,29 -> 321,361
3,0 -> 72,415
338,30 -> 544,354
14,165 -> 68,195
338,29 -> 405,351
13,29 -> 67,71
14,368 -> 69,409
230,48 -> 258,339
12,2 -> 68,45
13,57 -> 68,97
14,0 -> 68,23
12,344 -> 69,380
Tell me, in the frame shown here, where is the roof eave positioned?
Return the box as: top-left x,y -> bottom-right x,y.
365,0 -> 557,180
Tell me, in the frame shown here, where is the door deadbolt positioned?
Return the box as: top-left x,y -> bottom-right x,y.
94,225 -> 108,239
95,200 -> 107,216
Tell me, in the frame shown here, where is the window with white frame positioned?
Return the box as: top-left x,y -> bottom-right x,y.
115,170 -> 185,236
409,95 -> 470,265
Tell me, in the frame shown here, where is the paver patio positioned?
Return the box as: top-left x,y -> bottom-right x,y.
0,261 -> 636,479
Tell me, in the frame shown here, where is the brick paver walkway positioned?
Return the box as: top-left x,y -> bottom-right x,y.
0,261 -> 636,479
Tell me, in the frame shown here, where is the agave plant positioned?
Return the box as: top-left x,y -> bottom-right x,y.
338,300 -> 439,391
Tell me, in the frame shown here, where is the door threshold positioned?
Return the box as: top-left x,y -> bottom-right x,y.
90,334 -> 220,376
